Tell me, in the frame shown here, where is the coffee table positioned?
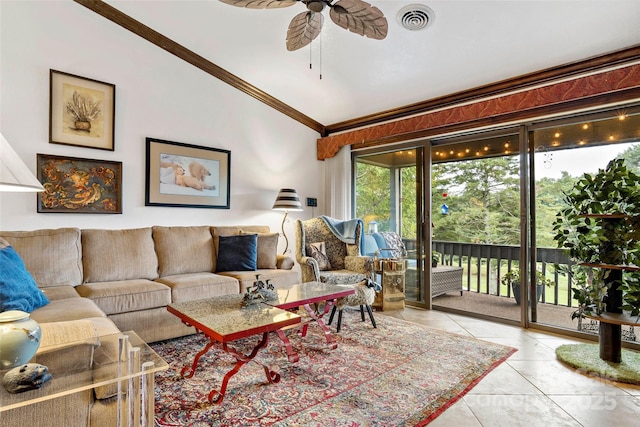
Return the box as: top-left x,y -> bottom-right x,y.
263,281 -> 355,362
167,294 -> 301,404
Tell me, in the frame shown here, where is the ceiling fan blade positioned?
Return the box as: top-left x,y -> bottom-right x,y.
329,0 -> 388,40
218,0 -> 297,9
286,11 -> 323,51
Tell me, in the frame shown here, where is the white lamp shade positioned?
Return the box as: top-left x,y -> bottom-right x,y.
0,133 -> 44,192
272,188 -> 303,211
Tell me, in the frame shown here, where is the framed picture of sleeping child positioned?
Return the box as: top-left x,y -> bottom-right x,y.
145,138 -> 231,209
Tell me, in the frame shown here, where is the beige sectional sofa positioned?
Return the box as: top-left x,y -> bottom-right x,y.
0,224 -> 299,426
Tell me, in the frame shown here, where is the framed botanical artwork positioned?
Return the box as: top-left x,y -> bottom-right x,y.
145,138 -> 231,209
37,154 -> 122,214
49,69 -> 115,151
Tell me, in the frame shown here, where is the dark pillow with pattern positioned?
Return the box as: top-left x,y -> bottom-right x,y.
216,234 -> 258,272
306,242 -> 332,271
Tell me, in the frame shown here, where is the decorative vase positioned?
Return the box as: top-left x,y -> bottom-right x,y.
0,310 -> 41,369
74,120 -> 91,132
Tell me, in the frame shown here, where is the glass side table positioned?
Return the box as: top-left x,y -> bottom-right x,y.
0,330 -> 168,427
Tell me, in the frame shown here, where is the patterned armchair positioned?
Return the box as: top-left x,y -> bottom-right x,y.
295,217 -> 376,332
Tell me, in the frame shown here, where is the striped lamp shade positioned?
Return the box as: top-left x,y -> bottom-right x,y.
272,188 -> 303,211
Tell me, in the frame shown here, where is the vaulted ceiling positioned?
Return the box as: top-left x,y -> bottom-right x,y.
81,1 -> 640,135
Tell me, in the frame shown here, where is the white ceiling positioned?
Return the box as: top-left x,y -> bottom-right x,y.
105,0 -> 640,126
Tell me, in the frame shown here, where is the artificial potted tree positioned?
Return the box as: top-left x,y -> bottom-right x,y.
552,158 -> 640,362
501,268 -> 553,305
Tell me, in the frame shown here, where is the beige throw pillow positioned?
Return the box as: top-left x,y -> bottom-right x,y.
255,233 -> 279,269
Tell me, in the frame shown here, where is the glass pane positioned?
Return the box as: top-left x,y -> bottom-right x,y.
431,131 -> 522,322
354,148 -> 425,306
531,109 -> 640,342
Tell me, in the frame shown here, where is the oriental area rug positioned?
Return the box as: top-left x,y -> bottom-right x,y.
151,310 -> 516,426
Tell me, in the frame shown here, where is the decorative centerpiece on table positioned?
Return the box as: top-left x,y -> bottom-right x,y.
242,275 -> 278,307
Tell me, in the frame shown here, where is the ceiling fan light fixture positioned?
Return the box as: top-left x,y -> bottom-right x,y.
306,0 -> 326,13
397,4 -> 434,31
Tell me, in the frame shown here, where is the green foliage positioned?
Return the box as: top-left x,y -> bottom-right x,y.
552,159 -> 640,266
620,272 -> 640,318
552,158 -> 640,317
500,268 -> 554,288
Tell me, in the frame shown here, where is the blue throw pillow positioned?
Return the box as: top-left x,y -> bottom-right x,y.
216,234 -> 258,272
0,243 -> 49,312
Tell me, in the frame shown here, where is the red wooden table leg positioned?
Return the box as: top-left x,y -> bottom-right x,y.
275,329 -> 300,363
208,332 -> 279,404
180,339 -> 215,378
303,301 -> 337,349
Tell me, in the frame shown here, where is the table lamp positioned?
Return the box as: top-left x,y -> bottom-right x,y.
272,188 -> 303,254
0,133 -> 45,192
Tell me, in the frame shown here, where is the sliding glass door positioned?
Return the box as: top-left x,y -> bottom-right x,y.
353,146 -> 428,307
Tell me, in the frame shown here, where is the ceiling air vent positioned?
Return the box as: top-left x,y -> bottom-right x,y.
397,4 -> 435,31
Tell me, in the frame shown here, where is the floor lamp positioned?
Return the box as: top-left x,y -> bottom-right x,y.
272,188 -> 303,255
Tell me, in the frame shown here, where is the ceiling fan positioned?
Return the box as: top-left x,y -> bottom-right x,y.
219,0 -> 388,51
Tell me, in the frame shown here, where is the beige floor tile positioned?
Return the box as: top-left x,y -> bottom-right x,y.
464,394 -> 581,427
549,395 -> 640,427
508,360 -> 631,396
469,363 -> 542,395
427,399 -> 482,426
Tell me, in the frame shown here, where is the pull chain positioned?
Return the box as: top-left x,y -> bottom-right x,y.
319,33 -> 322,80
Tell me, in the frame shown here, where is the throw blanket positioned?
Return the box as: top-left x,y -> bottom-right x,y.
320,216 -> 365,255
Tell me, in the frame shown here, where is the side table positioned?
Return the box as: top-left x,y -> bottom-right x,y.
0,330 -> 167,427
373,259 -> 407,311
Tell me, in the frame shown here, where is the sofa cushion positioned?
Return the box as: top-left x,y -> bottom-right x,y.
0,238 -> 49,312
156,273 -> 240,302
30,297 -> 107,324
41,285 -> 81,301
153,226 -> 214,276
215,234 -> 258,272
82,228 -> 158,283
75,279 -> 170,315
0,228 -> 83,287
219,269 -> 300,293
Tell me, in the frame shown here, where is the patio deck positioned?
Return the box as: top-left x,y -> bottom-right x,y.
430,291 -> 639,342
431,290 -> 581,331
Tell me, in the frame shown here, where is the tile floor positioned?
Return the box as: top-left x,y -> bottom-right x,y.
381,307 -> 640,427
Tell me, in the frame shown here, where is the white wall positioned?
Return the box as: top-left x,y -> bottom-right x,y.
0,1 -> 323,254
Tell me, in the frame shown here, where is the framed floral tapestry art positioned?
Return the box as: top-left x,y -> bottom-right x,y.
37,154 -> 122,214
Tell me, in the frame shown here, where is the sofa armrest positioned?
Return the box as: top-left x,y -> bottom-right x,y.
276,254 -> 295,270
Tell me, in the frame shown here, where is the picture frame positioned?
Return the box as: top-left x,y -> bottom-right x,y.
145,138 -> 231,209
49,69 -> 115,151
36,154 -> 122,214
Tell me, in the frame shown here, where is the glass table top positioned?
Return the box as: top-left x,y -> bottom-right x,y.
0,330 -> 167,412
264,281 -> 355,309
168,294 -> 301,342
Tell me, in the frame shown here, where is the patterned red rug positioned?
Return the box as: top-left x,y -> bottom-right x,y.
151,310 -> 516,426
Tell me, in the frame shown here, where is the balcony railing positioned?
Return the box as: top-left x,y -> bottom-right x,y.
431,240 -> 575,307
